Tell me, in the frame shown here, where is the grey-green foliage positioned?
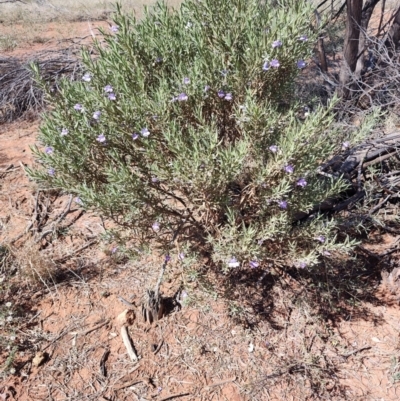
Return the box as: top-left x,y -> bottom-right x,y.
29,0 -> 363,271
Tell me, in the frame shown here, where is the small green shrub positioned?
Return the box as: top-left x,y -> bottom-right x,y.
30,0 -> 365,272
0,34 -> 18,52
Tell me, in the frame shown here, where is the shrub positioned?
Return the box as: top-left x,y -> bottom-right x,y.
29,0 -> 363,272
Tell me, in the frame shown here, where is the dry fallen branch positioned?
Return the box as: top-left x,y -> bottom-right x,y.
120,326 -> 139,362
295,130 -> 400,220
205,376 -> 236,389
53,239 -> 97,263
158,393 -> 191,401
339,346 -> 372,359
0,49 -> 82,123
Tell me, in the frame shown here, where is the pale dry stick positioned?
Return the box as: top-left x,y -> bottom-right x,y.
28,260 -> 59,300
113,364 -> 141,390
379,237 -> 400,257
153,339 -> 164,355
80,319 -> 110,336
41,324 -> 76,352
54,239 -> 97,263
0,164 -> 20,178
36,194 -> 73,242
118,295 -> 135,308
205,376 -> 236,389
115,379 -> 142,391
25,190 -> 41,234
121,325 -> 139,362
368,194 -> 392,215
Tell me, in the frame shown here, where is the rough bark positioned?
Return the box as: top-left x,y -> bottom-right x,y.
385,6 -> 400,54
318,37 -> 329,73
339,0 -> 363,98
355,0 -> 382,77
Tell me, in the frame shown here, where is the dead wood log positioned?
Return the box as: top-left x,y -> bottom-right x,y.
294,131 -> 400,221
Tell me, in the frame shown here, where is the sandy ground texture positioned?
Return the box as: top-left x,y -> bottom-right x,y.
1,11 -> 400,401
1,119 -> 400,401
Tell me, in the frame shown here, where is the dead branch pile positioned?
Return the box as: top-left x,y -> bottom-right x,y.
295,130 -> 400,221
0,49 -> 82,123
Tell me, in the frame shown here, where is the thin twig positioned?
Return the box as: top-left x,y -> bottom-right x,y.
205,376 -> 236,389
54,239 -> 97,263
81,319 -> 109,336
158,393 -> 191,401
118,295 -> 135,308
99,348 -> 110,377
368,194 -> 391,215
340,346 -> 371,359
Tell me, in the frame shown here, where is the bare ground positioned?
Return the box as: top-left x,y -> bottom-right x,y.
1,17 -> 400,401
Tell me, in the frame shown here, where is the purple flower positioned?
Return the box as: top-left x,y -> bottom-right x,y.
60,128 -> 69,136
178,92 -> 188,101
272,40 -> 282,48
141,128 -> 150,137
278,200 -> 288,209
108,93 -> 116,100
262,61 -> 270,71
75,197 -> 82,205
82,73 -> 92,82
299,35 -> 308,42
110,25 -> 119,33
221,69 -> 228,77
299,261 -> 307,268
323,250 -> 331,256
152,222 -> 160,232
132,133 -> 139,140
165,254 -> 171,262
284,165 -> 294,174
155,57 -> 163,63
183,77 -> 190,84
316,235 -> 325,243
270,59 -> 280,68
74,104 -> 83,111
151,177 -> 159,183
96,134 -> 106,143
342,141 -> 350,150
181,290 -> 188,299
204,85 -> 210,92
178,253 -> 185,260
217,90 -> 225,98
269,145 -> 278,153
297,60 -> 306,69
249,260 -> 259,268
93,110 -> 101,120
224,93 -> 232,101
48,168 -> 55,176
104,85 -> 113,93
45,146 -> 54,154
111,247 -> 118,254
297,178 -> 307,187
228,257 -> 240,268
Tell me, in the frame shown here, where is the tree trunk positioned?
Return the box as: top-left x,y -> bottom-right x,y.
385,6 -> 400,54
355,0 -> 381,78
339,0 -> 363,99
318,37 -> 328,73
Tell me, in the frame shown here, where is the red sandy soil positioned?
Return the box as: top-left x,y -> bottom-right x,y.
1,18 -> 400,401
